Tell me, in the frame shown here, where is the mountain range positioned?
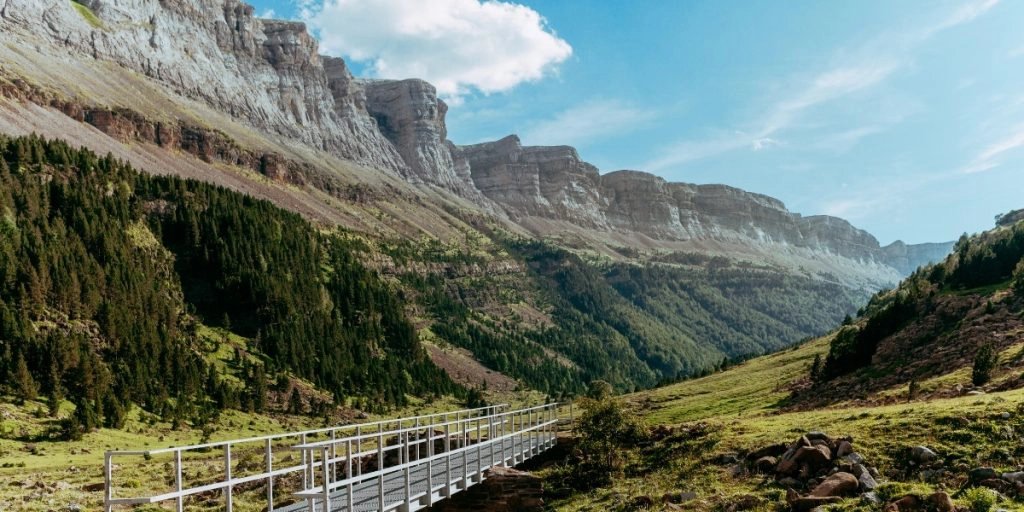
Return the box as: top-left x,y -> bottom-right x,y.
0,0 -> 954,394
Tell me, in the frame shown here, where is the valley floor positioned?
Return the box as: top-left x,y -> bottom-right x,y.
544,338 -> 1024,511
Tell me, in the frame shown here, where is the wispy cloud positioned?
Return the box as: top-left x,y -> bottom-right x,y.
1010,45 -> 1024,59
644,62 -> 897,172
258,8 -> 277,18
963,126 -> 1024,173
644,0 -> 1000,173
923,0 -> 999,35
522,99 -> 658,147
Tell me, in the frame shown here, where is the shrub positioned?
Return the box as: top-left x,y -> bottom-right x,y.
962,487 -> 997,512
571,396 -> 649,487
586,380 -> 613,400
972,343 -> 998,387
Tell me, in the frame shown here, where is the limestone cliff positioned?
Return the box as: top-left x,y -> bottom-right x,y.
0,0 -> 407,173
0,0 -> 951,285
460,136 -> 952,273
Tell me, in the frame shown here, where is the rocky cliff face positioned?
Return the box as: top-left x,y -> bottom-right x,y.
460,135 -> 607,227
0,0 -> 951,281
1,0 -> 407,173
458,136 -> 952,271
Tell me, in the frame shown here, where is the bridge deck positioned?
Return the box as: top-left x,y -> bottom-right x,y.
281,436 -> 547,512
105,403 -> 564,512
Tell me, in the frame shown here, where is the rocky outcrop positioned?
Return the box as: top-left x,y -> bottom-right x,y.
0,0 -> 406,173
461,135 -> 606,227
361,78 -> 493,200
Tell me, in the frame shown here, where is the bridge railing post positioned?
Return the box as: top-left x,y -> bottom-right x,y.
377,427 -> 385,512
104,452 -> 113,512
225,444 -> 233,512
346,439 -> 354,511
321,447 -> 331,512
265,438 -> 274,512
444,415 -> 451,497
426,419 -> 435,506
403,430 -> 412,506
355,426 -> 362,477
175,449 -> 184,512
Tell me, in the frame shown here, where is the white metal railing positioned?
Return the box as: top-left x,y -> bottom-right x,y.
291,402 -> 560,512
103,404 -> 509,512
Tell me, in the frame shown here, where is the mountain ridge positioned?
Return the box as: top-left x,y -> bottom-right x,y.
0,0 -> 951,287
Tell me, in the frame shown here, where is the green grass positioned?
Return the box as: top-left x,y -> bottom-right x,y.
70,0 -> 103,29
627,336 -> 829,424
546,328 -> 1024,511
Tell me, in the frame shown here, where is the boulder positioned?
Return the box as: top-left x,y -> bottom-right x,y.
1003,471 -> 1024,484
857,470 -> 879,491
778,477 -> 803,488
910,446 -> 938,463
747,443 -> 788,461
661,491 -> 696,503
794,445 -> 832,469
789,496 -> 842,511
835,440 -> 854,459
809,472 -> 858,497
754,456 -> 778,473
715,453 -> 740,465
970,467 -> 998,482
926,491 -> 955,512
842,452 -> 865,465
861,492 -> 881,504
885,495 -> 922,511
979,478 -> 1014,493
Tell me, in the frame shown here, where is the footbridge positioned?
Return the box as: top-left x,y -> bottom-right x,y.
104,403 -> 564,511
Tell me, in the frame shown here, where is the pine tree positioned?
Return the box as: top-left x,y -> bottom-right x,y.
14,354 -> 38,403
809,354 -> 823,383
972,343 -> 997,387
289,388 -> 303,415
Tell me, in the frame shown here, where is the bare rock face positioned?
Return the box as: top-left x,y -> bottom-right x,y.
879,241 -> 956,275
461,135 -> 607,228
363,78 -> 483,197
321,57 -> 408,171
0,0 -> 406,173
798,216 -> 883,262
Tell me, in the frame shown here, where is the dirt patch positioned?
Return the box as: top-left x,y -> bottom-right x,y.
425,344 -> 518,392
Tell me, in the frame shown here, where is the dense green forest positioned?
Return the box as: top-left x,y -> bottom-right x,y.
0,135 -> 457,435
382,232 -> 864,393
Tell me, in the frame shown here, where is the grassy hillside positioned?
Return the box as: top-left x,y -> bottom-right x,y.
546,219 -> 1024,511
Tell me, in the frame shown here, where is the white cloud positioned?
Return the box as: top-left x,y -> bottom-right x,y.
522,99 -> 658,147
964,126 -> 1024,173
1010,45 -> 1024,59
258,8 -> 276,18
303,0 -> 572,101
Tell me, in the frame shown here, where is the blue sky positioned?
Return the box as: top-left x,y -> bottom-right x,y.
252,0 -> 1024,244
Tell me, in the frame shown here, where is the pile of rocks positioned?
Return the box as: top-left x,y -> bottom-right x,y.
743,432 -> 881,510
966,466 -> 1024,497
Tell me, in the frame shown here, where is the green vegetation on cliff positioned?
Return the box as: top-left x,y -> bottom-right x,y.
0,134 -> 457,435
